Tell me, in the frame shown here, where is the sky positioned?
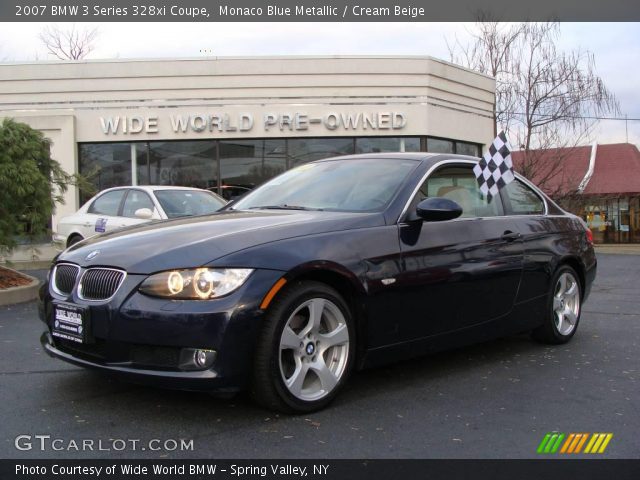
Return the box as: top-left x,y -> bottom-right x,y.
1,21 -> 639,146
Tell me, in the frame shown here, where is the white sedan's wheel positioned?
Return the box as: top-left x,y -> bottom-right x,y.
67,234 -> 83,247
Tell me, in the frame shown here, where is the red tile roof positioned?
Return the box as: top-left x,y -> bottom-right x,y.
584,143 -> 640,195
512,143 -> 640,197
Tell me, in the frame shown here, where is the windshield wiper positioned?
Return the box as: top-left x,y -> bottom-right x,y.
247,205 -> 322,211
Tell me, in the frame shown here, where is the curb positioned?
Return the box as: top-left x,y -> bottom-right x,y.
0,242 -> 59,270
594,245 -> 640,255
1,260 -> 53,271
0,268 -> 40,306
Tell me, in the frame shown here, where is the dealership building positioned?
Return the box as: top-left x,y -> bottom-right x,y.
0,56 -> 495,230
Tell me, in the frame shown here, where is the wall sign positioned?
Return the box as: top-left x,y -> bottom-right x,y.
99,112 -> 407,135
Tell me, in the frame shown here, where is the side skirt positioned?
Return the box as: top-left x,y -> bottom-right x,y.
360,295 -> 546,369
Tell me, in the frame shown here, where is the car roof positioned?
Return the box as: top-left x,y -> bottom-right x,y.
98,185 -> 215,194
311,152 -> 482,168
136,185 -> 211,192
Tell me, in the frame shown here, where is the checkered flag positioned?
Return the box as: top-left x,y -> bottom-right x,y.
473,131 -> 515,202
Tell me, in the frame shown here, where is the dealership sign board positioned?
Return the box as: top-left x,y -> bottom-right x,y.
98,111 -> 407,136
73,104 -> 464,142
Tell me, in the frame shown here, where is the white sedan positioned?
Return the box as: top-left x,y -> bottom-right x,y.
53,186 -> 226,247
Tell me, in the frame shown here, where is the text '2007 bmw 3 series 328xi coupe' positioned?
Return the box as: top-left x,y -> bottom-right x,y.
39,153 -> 596,413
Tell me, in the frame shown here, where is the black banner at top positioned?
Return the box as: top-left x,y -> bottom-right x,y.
3,0 -> 640,22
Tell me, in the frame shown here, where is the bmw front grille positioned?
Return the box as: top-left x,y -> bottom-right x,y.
77,268 -> 126,301
52,263 -> 80,296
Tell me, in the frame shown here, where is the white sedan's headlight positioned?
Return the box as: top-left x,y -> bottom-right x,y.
139,268 -> 253,299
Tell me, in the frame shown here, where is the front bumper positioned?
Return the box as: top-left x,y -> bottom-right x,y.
41,331 -> 227,392
40,268 -> 285,393
51,233 -> 67,248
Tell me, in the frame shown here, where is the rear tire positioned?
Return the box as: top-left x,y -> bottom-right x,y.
532,265 -> 582,344
251,281 -> 355,413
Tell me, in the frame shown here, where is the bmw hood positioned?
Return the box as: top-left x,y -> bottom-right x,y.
57,210 -> 383,273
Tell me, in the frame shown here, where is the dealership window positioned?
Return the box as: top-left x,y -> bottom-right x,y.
78,143 -> 133,203
426,138 -> 481,157
78,135 -> 481,205
426,138 -> 454,154
456,141 -> 481,157
219,139 -> 287,191
145,141 -> 217,190
133,142 -> 150,186
356,137 -> 420,154
287,137 -> 355,167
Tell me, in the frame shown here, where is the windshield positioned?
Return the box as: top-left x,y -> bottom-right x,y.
154,190 -> 226,218
232,158 -> 419,212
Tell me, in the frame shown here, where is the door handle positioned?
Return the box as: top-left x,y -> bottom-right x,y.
501,231 -> 522,241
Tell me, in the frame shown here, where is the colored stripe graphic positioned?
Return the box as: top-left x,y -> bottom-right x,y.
584,434 -> 598,453
591,433 -> 606,453
537,433 -> 565,453
539,433 -> 613,454
585,433 -> 614,453
567,433 -> 582,453
537,433 -> 552,454
574,433 -> 589,453
550,434 -> 565,453
560,433 -> 575,453
545,434 -> 559,453
598,434 -> 614,453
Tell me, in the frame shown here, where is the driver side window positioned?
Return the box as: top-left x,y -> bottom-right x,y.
413,165 -> 504,218
122,190 -> 155,218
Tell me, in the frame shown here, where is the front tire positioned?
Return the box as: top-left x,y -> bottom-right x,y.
67,234 -> 83,247
532,265 -> 582,344
251,281 -> 354,413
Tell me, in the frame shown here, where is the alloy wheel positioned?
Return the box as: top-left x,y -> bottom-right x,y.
553,272 -> 581,336
278,298 -> 350,401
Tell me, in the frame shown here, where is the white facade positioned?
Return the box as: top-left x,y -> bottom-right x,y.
0,56 -> 495,229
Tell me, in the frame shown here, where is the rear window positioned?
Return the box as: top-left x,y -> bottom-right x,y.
503,180 -> 545,215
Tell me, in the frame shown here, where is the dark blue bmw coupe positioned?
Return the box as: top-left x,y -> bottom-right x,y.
39,153 -> 596,412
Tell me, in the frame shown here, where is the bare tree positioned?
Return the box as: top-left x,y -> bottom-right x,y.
39,24 -> 99,60
447,19 -> 524,137
449,22 -> 619,199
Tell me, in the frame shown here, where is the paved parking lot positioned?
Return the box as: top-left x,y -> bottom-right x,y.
1,253 -> 638,459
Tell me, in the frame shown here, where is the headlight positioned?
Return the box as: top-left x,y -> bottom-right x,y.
139,268 -> 253,299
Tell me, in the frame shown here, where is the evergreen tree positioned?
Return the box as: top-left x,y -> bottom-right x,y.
0,118 -> 72,252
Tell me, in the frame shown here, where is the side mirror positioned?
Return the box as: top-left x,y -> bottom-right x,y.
134,207 -> 154,220
416,197 -> 462,222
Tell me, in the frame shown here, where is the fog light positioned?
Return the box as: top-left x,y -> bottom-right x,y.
179,348 -> 216,371
194,349 -> 208,367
